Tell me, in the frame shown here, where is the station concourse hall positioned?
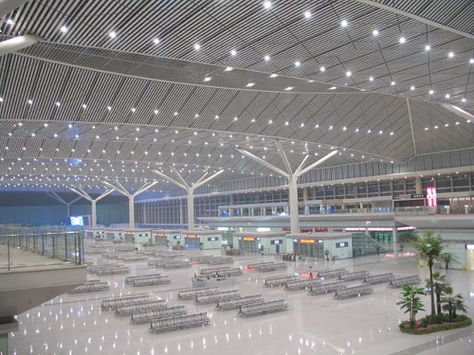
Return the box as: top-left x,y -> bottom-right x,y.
1,1 -> 474,354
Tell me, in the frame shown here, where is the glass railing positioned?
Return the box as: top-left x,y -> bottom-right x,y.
0,228 -> 84,271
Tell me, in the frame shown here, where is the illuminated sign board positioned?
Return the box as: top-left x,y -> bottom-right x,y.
426,186 -> 437,207
155,233 -> 166,237
186,234 -> 198,239
336,242 -> 349,248
299,239 -> 316,244
243,236 -> 255,241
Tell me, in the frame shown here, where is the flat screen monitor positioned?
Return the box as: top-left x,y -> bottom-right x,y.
70,216 -> 84,226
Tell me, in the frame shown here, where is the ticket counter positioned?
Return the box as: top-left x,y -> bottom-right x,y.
181,230 -> 223,250
234,231 -> 289,255
289,232 -> 354,259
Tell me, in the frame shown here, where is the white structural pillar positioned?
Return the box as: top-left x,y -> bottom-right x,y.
151,167 -> 224,230
237,142 -> 338,234
102,180 -> 158,229
68,187 -> 115,227
47,192 -> 82,216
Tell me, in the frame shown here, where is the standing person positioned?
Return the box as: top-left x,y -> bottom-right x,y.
309,265 -> 313,279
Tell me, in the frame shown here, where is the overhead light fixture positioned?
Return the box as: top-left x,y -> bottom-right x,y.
284,87 -> 294,91
294,61 -> 301,67
390,81 -> 396,86
60,26 -> 68,33
369,76 -> 374,81
108,31 -> 117,39
328,86 -> 337,90
246,82 -> 255,87
203,76 -> 212,82
399,36 -> 406,44
269,73 -> 278,78
27,99 -> 33,104
304,11 -> 311,18
448,51 -> 454,58
345,70 -> 352,77
470,58 -> 474,64
263,1 -> 272,9
340,20 -> 348,28
445,93 -> 450,99
429,89 -> 434,95
224,66 -> 233,71
410,85 -> 415,91
461,98 -> 466,103
372,29 -> 379,36
320,66 -> 326,72
6,18 -> 14,26
193,43 -> 201,50
264,55 -> 270,61
153,38 -> 160,45
424,44 -> 431,51
230,49 -> 237,56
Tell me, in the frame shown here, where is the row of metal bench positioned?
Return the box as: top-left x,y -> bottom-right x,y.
195,289 -> 239,304
149,313 -> 210,333
238,299 -> 288,317
69,280 -> 110,294
264,274 -> 298,287
131,276 -> 171,287
177,287 -> 220,300
389,275 -> 421,287
115,299 -> 167,316
334,284 -> 374,299
257,262 -> 288,272
101,293 -> 150,310
200,267 -> 243,276
216,294 -> 264,311
131,306 -> 187,324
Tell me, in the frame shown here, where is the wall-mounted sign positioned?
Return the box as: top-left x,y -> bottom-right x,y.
208,237 -> 219,241
465,244 -> 474,250
243,236 -> 255,241
270,240 -> 283,245
336,242 -> 349,248
155,233 -> 166,237
186,234 -> 198,239
426,186 -> 437,207
299,239 -> 316,244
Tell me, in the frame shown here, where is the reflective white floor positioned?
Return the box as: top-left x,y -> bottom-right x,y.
9,248 -> 474,355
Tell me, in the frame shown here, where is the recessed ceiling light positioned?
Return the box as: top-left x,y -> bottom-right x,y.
461,98 -> 466,103
263,1 -> 272,9
320,66 -> 326,72
27,99 -> 33,104
455,121 -> 460,125
108,31 -> 117,39
424,44 -> 431,51
285,121 -> 289,126
424,127 -> 429,131
470,58 -> 474,64
264,55 -> 270,61
295,61 -> 301,67
224,66 -> 233,71
328,86 -> 337,90
367,129 -> 371,133
131,108 -> 136,112
390,132 -> 394,136
154,109 -> 159,114
434,125 -> 439,129
230,49 -> 237,56
107,106 -> 112,111
372,29 -> 379,36
153,38 -> 160,45
203,76 -> 212,82
269,73 -> 278,78
193,43 -> 201,50
410,85 -> 415,91
379,130 -> 383,134
399,36 -> 406,44
448,51 -> 454,58
304,11 -> 311,18
0,97 -> 3,102
246,82 -> 255,87
345,70 -> 352,77
60,26 -> 68,33
340,20 -> 348,28
6,18 -> 14,25
55,101 -> 60,106
445,93 -> 450,99
82,104 -> 87,109
429,89 -> 434,95
369,76 -> 374,82
444,123 -> 449,127
342,126 -> 347,131
284,87 -> 294,91
390,81 -> 396,86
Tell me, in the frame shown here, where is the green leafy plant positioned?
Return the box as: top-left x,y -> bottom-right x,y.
397,285 -> 425,328
413,231 -> 443,320
400,315 -> 472,334
442,293 -> 468,321
438,252 -> 456,270
425,272 -> 451,316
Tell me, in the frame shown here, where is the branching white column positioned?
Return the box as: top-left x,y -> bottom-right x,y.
68,187 -> 115,227
151,168 -> 224,230
237,142 -> 338,234
102,181 -> 158,229
47,192 -> 82,216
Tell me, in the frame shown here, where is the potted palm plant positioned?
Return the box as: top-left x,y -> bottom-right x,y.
397,285 -> 425,328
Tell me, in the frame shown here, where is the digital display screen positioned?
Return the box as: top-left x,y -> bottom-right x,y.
336,242 -> 349,248
70,216 -> 84,226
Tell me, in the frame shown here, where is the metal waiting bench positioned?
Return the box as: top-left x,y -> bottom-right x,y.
69,280 -> 110,294
96,265 -> 130,275
115,299 -> 167,316
238,299 -> 288,317
101,293 -> 150,310
216,295 -> 264,311
208,257 -> 233,265
264,275 -> 298,287
339,271 -> 369,281
308,280 -> 347,296
131,306 -> 187,324
389,275 -> 421,288
177,287 -> 220,300
149,313 -> 210,333
334,285 -> 373,299
118,254 -> 148,262
132,276 -> 171,287
125,273 -> 162,284
247,261 -> 275,270
148,259 -> 167,268
200,267 -> 243,277
87,263 -> 122,273
285,278 -> 321,290
317,268 -> 347,279
195,289 -> 240,304
257,263 -> 288,272
364,273 -> 394,285
164,261 -> 192,269
199,266 -> 232,275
